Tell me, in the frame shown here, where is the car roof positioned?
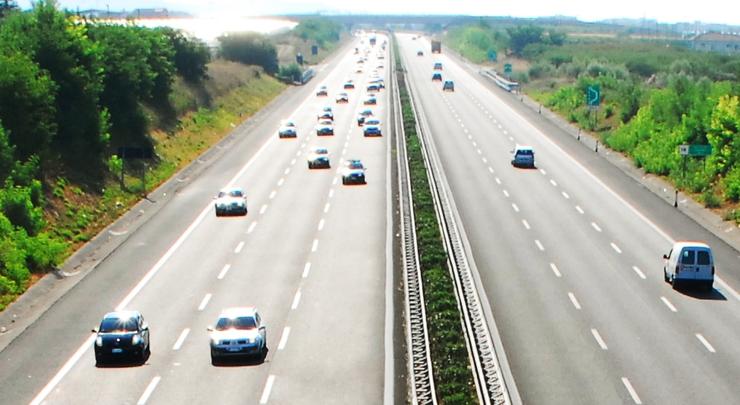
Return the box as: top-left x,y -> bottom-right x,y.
103,310 -> 141,320
220,187 -> 244,193
218,307 -> 257,318
514,144 -> 533,151
673,241 -> 711,250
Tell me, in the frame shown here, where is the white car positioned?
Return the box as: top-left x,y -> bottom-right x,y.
315,119 -> 334,136
214,187 -> 247,216
307,146 -> 330,169
208,307 -> 267,364
277,120 -> 297,138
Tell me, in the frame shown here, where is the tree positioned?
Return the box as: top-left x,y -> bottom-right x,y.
707,95 -> 740,177
159,27 -> 210,83
0,0 -> 18,19
218,33 -> 278,75
506,25 -> 544,56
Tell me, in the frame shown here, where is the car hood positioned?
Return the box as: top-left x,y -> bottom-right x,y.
216,197 -> 245,205
99,332 -> 136,343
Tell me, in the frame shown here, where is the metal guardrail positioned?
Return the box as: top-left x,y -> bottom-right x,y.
391,41 -> 437,405
398,47 -> 512,404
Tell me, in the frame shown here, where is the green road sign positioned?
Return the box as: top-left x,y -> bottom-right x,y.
587,85 -> 600,107
679,144 -> 712,156
488,50 -> 497,61
504,63 -> 512,73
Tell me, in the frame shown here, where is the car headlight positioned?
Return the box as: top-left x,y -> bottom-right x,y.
210,337 -> 219,346
96,336 -> 103,347
132,334 -> 142,345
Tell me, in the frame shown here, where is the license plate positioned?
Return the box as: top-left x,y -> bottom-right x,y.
227,347 -> 242,352
112,348 -> 123,354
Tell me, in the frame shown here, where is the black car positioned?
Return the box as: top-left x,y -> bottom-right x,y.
93,311 -> 150,365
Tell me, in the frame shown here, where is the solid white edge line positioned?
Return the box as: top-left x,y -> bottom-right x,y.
278,327 -> 291,350
137,376 -> 162,405
568,292 -> 581,310
198,293 -> 212,311
632,266 -> 646,279
302,262 -> 311,278
217,264 -> 231,280
695,333 -> 716,353
660,296 -> 678,312
259,375 -> 276,404
550,263 -> 562,277
621,377 -> 642,404
591,328 -> 608,350
172,328 -> 190,351
28,334 -> 96,405
291,290 -> 302,310
234,241 -> 245,254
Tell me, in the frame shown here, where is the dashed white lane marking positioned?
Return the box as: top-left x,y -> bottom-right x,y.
137,376 -> 162,405
324,203 -> 331,213
302,262 -> 311,278
467,135 -> 473,140
311,239 -> 319,252
562,191 -> 570,199
512,203 -> 520,212
568,292 -> 581,309
550,263 -> 562,277
234,241 -> 245,253
278,327 -> 291,351
172,328 -> 190,351
284,167 -> 290,175
318,218 -> 325,231
260,205 -> 268,215
508,136 -> 514,141
591,222 -> 602,232
540,169 -> 547,175
217,264 -> 231,280
259,375 -> 276,404
198,293 -> 212,311
550,179 -> 558,187
660,296 -> 678,312
291,290 -> 302,310
535,240 -> 545,251
295,151 -> 301,157
621,377 -> 642,404
290,158 -> 296,165
247,222 -> 257,234
695,333 -> 716,353
632,266 -> 646,279
482,157 -> 488,163
503,190 -> 510,198
591,328 -> 608,350
328,189 -> 335,198
472,141 -> 477,147
488,167 -> 494,173
610,243 -> 622,254
575,205 -> 584,214
495,177 -> 502,185
522,219 -> 530,230
277,178 -> 285,187
477,149 -> 482,155
269,190 -> 276,199
464,128 -> 469,134
332,177 -> 338,185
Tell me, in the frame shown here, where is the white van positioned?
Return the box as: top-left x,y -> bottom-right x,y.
663,241 -> 714,291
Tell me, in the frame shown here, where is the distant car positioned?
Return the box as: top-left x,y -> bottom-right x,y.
357,109 -> 373,126
316,120 -> 334,136
364,118 -> 381,127
316,85 -> 328,96
363,95 -> 377,105
343,168 -> 366,185
307,146 -> 330,168
335,92 -> 349,103
663,241 -> 715,291
363,124 -> 382,137
367,83 -> 381,92
93,310 -> 150,365
214,187 -> 248,216
278,120 -> 297,138
369,77 -> 385,89
511,145 -> 535,168
355,66 -> 363,73
376,63 -> 384,69
317,109 -> 334,121
341,159 -> 365,174
442,80 -> 455,91
343,80 -> 355,89
433,62 -> 443,70
417,50 -> 424,56
208,307 -> 267,364
432,72 -> 442,81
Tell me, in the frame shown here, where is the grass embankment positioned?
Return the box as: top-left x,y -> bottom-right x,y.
0,61 -> 284,310
394,37 -> 477,404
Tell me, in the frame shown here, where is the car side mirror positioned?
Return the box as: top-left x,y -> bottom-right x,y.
207,326 -> 214,332
91,328 -> 98,333
142,323 -> 149,331
662,254 -> 669,260
259,325 -> 266,331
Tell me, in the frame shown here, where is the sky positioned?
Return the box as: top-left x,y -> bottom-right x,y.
15,0 -> 740,26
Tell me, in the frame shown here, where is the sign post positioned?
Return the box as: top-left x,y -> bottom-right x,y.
676,144 -> 712,206
586,85 -> 601,129
503,63 -> 512,79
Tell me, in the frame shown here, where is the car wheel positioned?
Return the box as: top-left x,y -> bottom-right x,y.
342,178 -> 347,185
672,278 -> 680,290
211,355 -> 219,366
308,162 -> 312,169
95,354 -> 103,366
705,281 -> 714,292
215,210 -> 221,217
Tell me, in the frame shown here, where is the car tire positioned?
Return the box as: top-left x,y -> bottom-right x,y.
705,281 -> 714,292
95,354 -> 103,366
672,278 -> 680,290
211,355 -> 219,366
308,162 -> 313,169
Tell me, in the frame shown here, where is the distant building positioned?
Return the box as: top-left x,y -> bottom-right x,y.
691,32 -> 740,54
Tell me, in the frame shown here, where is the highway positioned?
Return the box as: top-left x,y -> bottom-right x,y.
0,35 -> 393,404
398,33 -> 740,404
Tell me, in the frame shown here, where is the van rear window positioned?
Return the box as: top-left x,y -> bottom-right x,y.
697,250 -> 711,265
681,250 -> 695,265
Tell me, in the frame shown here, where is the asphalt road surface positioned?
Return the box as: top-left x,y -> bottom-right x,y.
398,33 -> 739,405
0,34 -> 393,405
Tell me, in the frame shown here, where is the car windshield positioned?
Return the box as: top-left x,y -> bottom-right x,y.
99,317 -> 138,333
229,190 -> 243,197
350,162 -> 364,169
315,148 -> 328,154
215,316 -> 257,331
366,119 -> 380,125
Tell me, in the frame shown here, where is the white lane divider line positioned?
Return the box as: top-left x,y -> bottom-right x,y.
495,177 -> 502,185
660,296 -> 678,312
467,135 -> 473,140
137,376 -> 162,405
472,141 -> 477,147
488,167 -> 494,174
550,263 -> 562,278
621,377 -> 642,404
477,149 -> 482,155
303,262 -> 311,278
295,151 -> 301,157
328,189 -> 335,198
291,290 -> 302,310
198,293 -> 212,311
508,136 -> 514,142
284,167 -> 290,175
503,190 -> 510,198
247,222 -> 257,234
234,241 -> 245,253
217,264 -> 231,280
539,169 -> 547,175
591,222 -> 602,232
324,203 -> 331,213
278,327 -> 291,351
260,375 -> 276,404
610,242 -> 622,254
632,266 -> 646,279
260,205 -> 268,215
333,177 -> 338,185
277,178 -> 285,187
482,157 -> 488,163
550,179 -> 558,187
290,158 -> 296,166
172,328 -> 190,351
311,239 -> 319,252
269,190 -> 277,199
512,203 -> 520,212
695,333 -> 716,353
575,205 -> 584,214
522,219 -> 530,230
318,218 -> 325,231
568,292 -> 581,310
591,328 -> 608,350
535,240 -> 545,251
562,191 -> 570,199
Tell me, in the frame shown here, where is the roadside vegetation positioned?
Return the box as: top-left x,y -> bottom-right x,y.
445,22 -> 740,221
394,36 -> 477,404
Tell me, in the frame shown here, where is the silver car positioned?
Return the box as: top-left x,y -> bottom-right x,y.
307,146 -> 330,169
208,307 -> 267,364
214,187 -> 248,216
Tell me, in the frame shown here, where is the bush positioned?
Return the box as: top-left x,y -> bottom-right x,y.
723,165 -> 740,202
218,33 -> 278,75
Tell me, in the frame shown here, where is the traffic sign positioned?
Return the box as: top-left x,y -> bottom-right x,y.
587,85 -> 600,107
488,50 -> 497,62
679,144 -> 689,156
503,63 -> 512,73
679,144 -> 712,156
311,45 -> 318,55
